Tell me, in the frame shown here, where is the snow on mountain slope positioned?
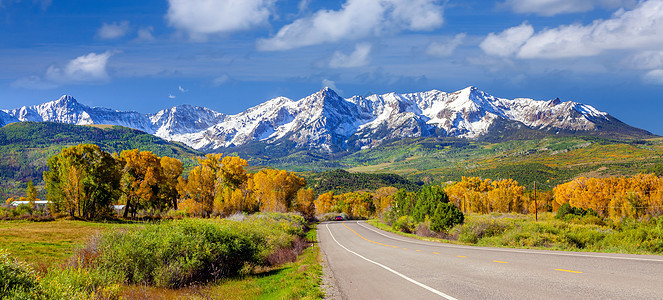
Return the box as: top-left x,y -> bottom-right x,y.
1,87 -> 641,153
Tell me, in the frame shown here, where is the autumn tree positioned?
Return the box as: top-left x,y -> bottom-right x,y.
178,154 -> 254,217
118,150 -> 164,217
25,181 -> 38,204
159,156 -> 183,210
252,169 -> 306,212
294,188 -> 316,220
44,144 -> 120,219
315,191 -> 335,215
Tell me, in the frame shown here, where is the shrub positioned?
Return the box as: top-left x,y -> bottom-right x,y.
71,213 -> 308,289
38,267 -> 121,300
92,219 -> 265,288
0,249 -> 39,299
429,203 -> 464,233
393,216 -> 416,233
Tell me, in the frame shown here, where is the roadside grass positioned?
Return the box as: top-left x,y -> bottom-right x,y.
369,213 -> 663,255
0,219 -> 137,267
122,223 -> 324,300
0,217 -> 324,299
203,223 -> 323,300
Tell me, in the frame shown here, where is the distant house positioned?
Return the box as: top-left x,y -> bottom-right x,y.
112,205 -> 126,214
10,200 -> 51,210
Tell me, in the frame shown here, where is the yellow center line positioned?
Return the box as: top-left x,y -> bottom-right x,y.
342,222 -> 404,251
493,260 -> 509,264
555,269 -> 583,274
403,248 -> 408,250
433,252 -> 440,255
416,250 -> 422,252
457,255 -> 466,258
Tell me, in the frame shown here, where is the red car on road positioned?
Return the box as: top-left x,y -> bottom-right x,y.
334,216 -> 344,221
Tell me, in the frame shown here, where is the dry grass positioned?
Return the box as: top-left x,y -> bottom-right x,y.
0,219 -> 134,266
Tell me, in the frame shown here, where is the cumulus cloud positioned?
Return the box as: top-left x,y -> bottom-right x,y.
167,0 -> 276,39
322,79 -> 343,94
46,51 -> 114,83
501,0 -> 636,16
12,51 -> 114,89
480,23 -> 534,57
97,21 -> 131,39
644,69 -> 663,84
626,51 -> 663,69
136,26 -> 156,42
481,1 -> 663,59
257,0 -> 444,51
178,85 -> 188,92
426,33 -> 466,57
329,43 -> 372,68
212,74 -> 230,86
169,94 -> 176,99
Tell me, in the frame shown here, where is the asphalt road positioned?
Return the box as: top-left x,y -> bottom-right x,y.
318,221 -> 663,299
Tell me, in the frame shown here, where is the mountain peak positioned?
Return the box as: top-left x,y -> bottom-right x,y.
55,95 -> 79,105
319,86 -> 340,98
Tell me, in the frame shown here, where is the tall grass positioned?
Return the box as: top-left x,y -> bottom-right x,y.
1,213 -> 313,299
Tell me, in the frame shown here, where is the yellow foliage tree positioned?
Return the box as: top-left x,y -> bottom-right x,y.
252,169 -> 306,212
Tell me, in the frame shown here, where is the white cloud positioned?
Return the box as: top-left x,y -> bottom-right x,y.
45,51 -> 114,83
501,0 -> 636,16
481,1 -> 663,59
257,0 -> 444,51
329,43 -> 372,68
10,75 -> 57,90
212,74 -> 230,86
169,94 -> 176,99
644,69 -> 663,84
12,51 -> 114,89
178,85 -> 188,92
136,26 -> 156,42
167,0 -> 276,39
322,79 -> 342,94
480,22 -> 534,57
426,33 -> 466,57
626,51 -> 663,69
97,21 -> 131,39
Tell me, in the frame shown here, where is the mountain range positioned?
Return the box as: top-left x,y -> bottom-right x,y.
0,87 -> 653,154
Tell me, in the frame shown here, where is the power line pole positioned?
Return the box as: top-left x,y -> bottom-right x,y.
534,181 -> 538,222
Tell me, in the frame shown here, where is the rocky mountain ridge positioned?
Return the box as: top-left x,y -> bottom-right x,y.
1,87 -> 652,153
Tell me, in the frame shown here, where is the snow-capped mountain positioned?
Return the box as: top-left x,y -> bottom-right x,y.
0,87 -> 651,153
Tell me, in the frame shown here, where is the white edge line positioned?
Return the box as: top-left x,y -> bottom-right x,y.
356,221 -> 663,263
325,223 -> 457,300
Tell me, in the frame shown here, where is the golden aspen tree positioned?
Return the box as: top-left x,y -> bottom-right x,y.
294,188 -> 316,220
315,191 -> 335,215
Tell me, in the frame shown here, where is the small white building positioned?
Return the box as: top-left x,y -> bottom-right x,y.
10,200 -> 51,210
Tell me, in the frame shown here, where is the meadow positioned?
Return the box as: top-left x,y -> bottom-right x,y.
0,214 -> 323,299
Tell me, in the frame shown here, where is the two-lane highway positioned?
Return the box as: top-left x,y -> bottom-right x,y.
318,221 -> 663,299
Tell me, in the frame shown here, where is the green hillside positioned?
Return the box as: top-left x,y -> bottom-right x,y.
304,169 -> 421,194
242,136 -> 663,190
0,122 -> 203,198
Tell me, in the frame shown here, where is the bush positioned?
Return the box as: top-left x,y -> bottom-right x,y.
91,219 -> 265,288
393,216 -> 416,233
70,213 -> 308,289
429,203 -> 464,233
556,203 -> 600,220
0,249 -> 39,299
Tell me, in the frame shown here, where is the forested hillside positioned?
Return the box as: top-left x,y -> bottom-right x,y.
305,169 -> 421,194
0,122 -> 202,198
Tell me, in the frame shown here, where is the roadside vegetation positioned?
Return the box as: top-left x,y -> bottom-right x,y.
0,213 -> 320,299
3,141 -> 663,299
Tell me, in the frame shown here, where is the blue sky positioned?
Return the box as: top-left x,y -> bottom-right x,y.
1,0 -> 663,134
